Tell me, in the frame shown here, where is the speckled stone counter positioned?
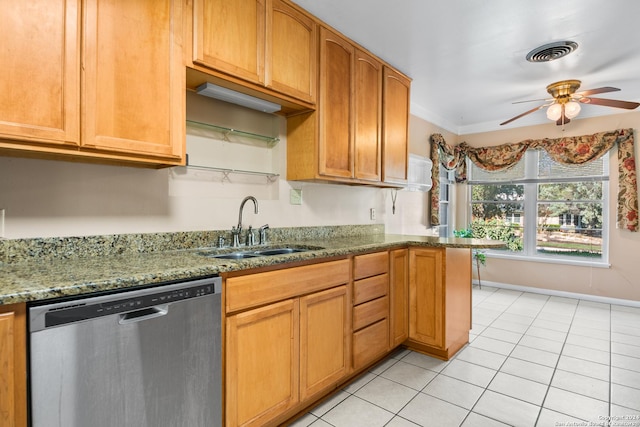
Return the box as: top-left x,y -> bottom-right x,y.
0,225 -> 502,305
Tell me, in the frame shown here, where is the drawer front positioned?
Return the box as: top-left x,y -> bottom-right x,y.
353,251 -> 388,280
353,273 -> 388,305
353,318 -> 389,369
353,296 -> 388,331
225,259 -> 350,313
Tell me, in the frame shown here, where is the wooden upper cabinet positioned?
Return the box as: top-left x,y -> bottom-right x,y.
0,0 -> 80,148
193,0 -> 265,85
318,27 -> 354,179
191,0 -> 317,105
354,50 -> 382,182
268,0 -> 317,104
0,304 -> 27,427
82,0 -> 185,163
382,66 -> 410,184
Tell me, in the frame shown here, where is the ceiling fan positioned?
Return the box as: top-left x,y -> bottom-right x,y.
500,79 -> 640,126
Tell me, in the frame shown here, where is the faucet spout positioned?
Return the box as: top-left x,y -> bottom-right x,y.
237,196 -> 258,234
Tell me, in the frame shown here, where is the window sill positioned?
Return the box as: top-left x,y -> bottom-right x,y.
485,251 -> 610,268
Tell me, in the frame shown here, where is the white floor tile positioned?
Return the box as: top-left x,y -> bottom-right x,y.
488,319 -> 530,334
543,387 -> 609,422
322,395 -> 394,427
519,334 -> 564,354
469,336 -> 516,356
611,383 -> 640,411
473,390 -> 540,427
612,332 -> 640,347
398,393 -> 469,426
384,416 -> 421,427
569,324 -> 611,340
510,345 -> 560,368
309,419 -> 333,427
461,412 -> 511,427
612,353 -> 640,373
565,334 -> 610,352
455,346 -> 508,370
556,355 -> 610,381
342,371 -> 375,393
422,374 -> 484,409
441,359 -> 497,388
368,356 -> 398,375
561,343 -> 610,365
500,357 -> 555,385
612,341 -> 640,358
610,404 -> 640,417
497,312 -> 535,326
525,326 -> 568,343
531,318 -> 571,333
354,376 -> 418,413
310,390 -> 350,417
480,327 -> 523,344
379,360 -> 438,391
401,350 -> 449,373
288,413 -> 318,426
550,369 -> 610,402
488,372 -> 548,405
611,322 -> 640,337
536,408 -> 588,426
611,366 -> 640,389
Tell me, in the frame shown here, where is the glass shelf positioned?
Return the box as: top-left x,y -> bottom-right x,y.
183,163 -> 279,183
186,120 -> 279,147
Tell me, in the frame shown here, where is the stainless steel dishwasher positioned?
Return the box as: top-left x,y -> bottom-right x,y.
29,276 -> 222,427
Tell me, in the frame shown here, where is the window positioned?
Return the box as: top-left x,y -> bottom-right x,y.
468,150 -> 609,263
438,166 -> 455,237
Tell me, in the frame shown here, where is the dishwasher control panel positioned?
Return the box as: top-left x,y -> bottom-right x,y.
29,276 -> 222,332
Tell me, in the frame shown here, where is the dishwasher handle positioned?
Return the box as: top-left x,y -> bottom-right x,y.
119,305 -> 169,325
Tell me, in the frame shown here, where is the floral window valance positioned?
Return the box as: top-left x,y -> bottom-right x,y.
430,128 -> 638,232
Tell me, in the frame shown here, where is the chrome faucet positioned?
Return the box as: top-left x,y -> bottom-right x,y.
233,196 -> 258,247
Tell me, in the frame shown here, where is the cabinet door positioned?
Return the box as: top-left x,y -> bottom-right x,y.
299,286 -> 350,400
354,50 -> 382,182
0,304 -> 27,427
409,248 -> 444,347
82,0 -> 184,163
390,248 -> 409,347
268,0 -> 317,104
318,27 -> 354,179
0,0 -> 79,148
382,66 -> 410,184
226,299 -> 299,427
193,0 -> 265,85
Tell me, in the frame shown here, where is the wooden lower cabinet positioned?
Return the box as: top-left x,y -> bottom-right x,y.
0,303 -> 27,427
299,286 -> 350,400
407,247 -> 471,360
390,248 -> 409,347
224,260 -> 350,427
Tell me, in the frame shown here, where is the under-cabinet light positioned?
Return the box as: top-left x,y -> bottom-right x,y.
196,83 -> 281,113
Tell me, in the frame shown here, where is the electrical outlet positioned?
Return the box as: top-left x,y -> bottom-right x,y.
370,208 -> 376,220
290,189 -> 302,205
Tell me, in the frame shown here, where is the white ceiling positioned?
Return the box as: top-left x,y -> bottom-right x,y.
291,0 -> 640,135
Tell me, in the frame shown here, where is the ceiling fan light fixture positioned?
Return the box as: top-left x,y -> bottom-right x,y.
565,101 -> 581,119
546,103 -> 563,121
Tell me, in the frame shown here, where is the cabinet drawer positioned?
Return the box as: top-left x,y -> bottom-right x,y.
353,296 -> 388,331
353,318 -> 389,369
353,251 -> 388,280
226,259 -> 350,313
353,273 -> 388,305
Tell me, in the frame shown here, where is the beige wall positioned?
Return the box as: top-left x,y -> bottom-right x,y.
458,111 -> 640,301
0,95 -> 440,240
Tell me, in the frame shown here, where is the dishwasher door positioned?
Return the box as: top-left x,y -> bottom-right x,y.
29,276 -> 222,427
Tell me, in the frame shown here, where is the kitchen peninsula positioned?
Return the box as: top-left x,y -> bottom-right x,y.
0,225 -> 502,427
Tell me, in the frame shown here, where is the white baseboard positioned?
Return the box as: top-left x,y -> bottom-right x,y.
474,279 -> 640,309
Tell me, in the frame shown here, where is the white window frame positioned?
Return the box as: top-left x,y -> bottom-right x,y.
467,150 -> 610,267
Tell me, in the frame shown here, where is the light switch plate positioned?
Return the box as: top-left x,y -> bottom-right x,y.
290,189 -> 302,205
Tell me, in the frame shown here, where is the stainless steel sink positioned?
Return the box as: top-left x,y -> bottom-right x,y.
253,248 -> 308,256
200,246 -> 321,260
209,252 -> 262,260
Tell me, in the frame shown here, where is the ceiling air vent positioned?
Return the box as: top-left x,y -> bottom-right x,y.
526,41 -> 578,63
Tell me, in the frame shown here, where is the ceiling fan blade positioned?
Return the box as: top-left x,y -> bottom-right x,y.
500,105 -> 545,126
580,97 -> 640,109
576,86 -> 620,97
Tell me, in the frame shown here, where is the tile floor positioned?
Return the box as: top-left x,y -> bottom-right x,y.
289,286 -> 640,427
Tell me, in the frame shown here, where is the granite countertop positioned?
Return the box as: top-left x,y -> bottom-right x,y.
0,228 -> 503,305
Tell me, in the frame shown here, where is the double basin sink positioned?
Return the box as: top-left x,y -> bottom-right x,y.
200,246 -> 321,260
